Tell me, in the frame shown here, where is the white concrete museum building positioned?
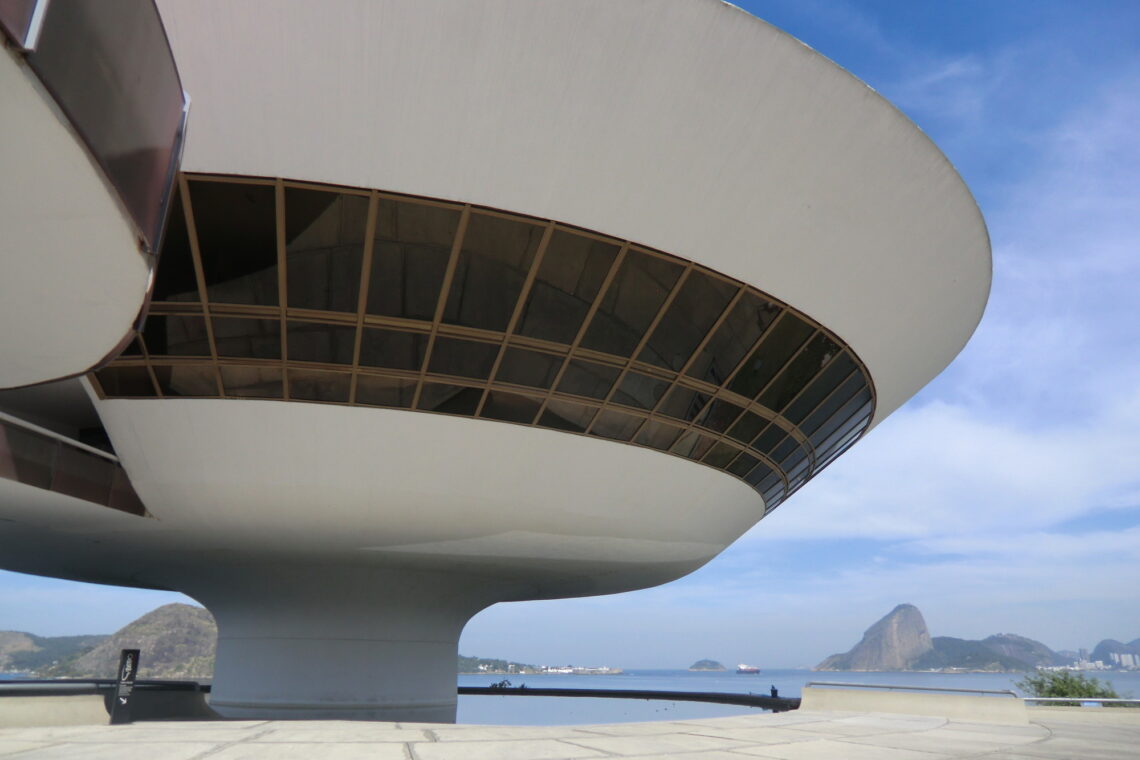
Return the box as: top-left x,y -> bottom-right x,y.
0,0 -> 990,721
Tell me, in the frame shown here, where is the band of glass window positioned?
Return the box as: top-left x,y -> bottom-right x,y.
91,175 -> 876,511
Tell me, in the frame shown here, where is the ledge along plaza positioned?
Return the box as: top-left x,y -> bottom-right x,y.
0,0 -> 990,722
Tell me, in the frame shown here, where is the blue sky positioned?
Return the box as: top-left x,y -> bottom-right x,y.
3,1 -> 1138,668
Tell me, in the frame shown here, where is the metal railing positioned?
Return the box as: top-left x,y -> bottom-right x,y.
459,685 -> 800,712
804,681 -> 1019,698
1,0 -> 189,255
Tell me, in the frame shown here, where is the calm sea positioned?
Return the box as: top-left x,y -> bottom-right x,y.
456,669 -> 1140,725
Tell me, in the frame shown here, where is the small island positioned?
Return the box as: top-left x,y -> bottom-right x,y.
688,659 -> 726,671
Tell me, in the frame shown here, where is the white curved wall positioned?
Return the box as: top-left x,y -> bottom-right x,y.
92,397 -> 764,598
157,0 -> 991,424
0,49 -> 150,389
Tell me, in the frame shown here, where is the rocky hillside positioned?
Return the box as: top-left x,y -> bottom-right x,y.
0,631 -> 107,673
816,604 -> 1067,672
689,659 -> 726,671
817,604 -> 933,670
42,604 -> 216,679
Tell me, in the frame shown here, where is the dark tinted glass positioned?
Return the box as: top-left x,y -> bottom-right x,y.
368,200 -> 459,320
288,369 -> 350,402
695,399 -> 743,434
658,386 -> 709,421
580,250 -> 683,358
119,337 -> 144,357
639,271 -> 736,370
671,431 -> 715,461
538,400 -> 597,433
727,411 -> 767,444
153,365 -> 217,397
751,425 -> 786,455
285,188 -> 368,312
556,360 -> 620,399
443,213 -> 543,331
417,383 -> 481,415
517,230 -> 619,344
152,187 -> 199,302
51,447 -> 113,504
495,347 -> 563,388
94,366 -> 156,396
634,419 -> 684,451
428,337 -> 499,379
729,313 -> 815,400
687,292 -> 781,385
810,392 -> 872,449
612,372 -> 669,410
481,392 -> 541,424
358,328 -> 426,371
109,468 -> 146,515
287,322 -> 356,364
757,332 -> 839,412
2,427 -> 55,488
189,181 -> 279,306
745,462 -> 774,488
220,366 -> 282,398
703,442 -> 740,469
213,317 -> 281,359
783,353 -> 857,425
356,375 -> 417,408
802,374 -> 864,435
142,315 -> 211,356
770,436 -> 800,464
589,410 -> 643,441
728,452 -> 760,478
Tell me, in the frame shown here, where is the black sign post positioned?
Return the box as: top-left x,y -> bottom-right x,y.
108,649 -> 140,725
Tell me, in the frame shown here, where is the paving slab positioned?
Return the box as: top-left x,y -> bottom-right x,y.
730,738 -> 954,759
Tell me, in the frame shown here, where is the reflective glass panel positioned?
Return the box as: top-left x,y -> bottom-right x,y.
52,447 -> 113,504
727,411 -> 767,444
95,366 -> 156,396
810,392 -> 872,449
728,452 -> 760,478
612,372 -> 669,410
801,374 -> 864,436
358,328 -> 426,371
757,332 -> 839,412
782,353 -> 857,425
213,317 -> 281,360
538,400 -> 597,433
152,186 -> 199,302
686,292 -> 781,385
443,212 -> 543,331
142,315 -> 211,356
428,337 -> 499,379
517,230 -> 619,344
556,359 -> 620,399
189,181 -> 279,306
729,313 -> 815,400
703,441 -> 740,469
481,392 -> 542,424
581,250 -> 683,358
288,369 -> 351,403
634,419 -> 684,451
639,271 -> 736,370
368,200 -> 460,320
745,462 -> 774,488
2,427 -> 55,488
417,383 -> 482,415
695,399 -> 743,434
495,347 -> 563,389
285,188 -> 368,312
671,431 -> 715,461
657,386 -> 709,422
589,409 -> 643,441
287,322 -> 356,364
751,425 -> 786,455
356,375 -> 417,408
153,365 -> 217,397
220,366 -> 282,398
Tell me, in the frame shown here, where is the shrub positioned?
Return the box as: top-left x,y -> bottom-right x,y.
1016,671 -> 1123,706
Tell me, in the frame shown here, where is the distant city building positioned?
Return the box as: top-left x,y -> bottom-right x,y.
0,1 -> 989,721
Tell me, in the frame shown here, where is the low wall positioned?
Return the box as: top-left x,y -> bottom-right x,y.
801,686 -> 1028,724
0,695 -> 108,727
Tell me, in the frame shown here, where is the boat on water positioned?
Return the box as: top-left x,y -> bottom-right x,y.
736,664 -> 761,674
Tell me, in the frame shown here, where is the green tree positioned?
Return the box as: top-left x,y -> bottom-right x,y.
1016,671 -> 1121,706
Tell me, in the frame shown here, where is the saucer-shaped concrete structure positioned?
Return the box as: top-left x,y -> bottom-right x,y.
0,0 -> 989,721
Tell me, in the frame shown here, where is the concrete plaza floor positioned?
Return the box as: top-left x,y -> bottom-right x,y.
0,707 -> 1137,759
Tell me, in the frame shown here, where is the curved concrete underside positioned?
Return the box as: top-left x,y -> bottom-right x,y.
157,0 -> 991,424
0,48 -> 150,390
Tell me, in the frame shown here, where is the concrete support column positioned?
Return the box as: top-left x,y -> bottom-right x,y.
180,563 -> 499,722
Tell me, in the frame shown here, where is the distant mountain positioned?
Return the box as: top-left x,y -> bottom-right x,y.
42,604 -> 216,679
981,634 -> 1067,667
457,655 -> 537,674
817,604 -> 933,671
689,659 -> 726,671
815,605 -> 1065,672
912,637 -> 1031,672
0,631 -> 107,673
1090,639 -> 1140,665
